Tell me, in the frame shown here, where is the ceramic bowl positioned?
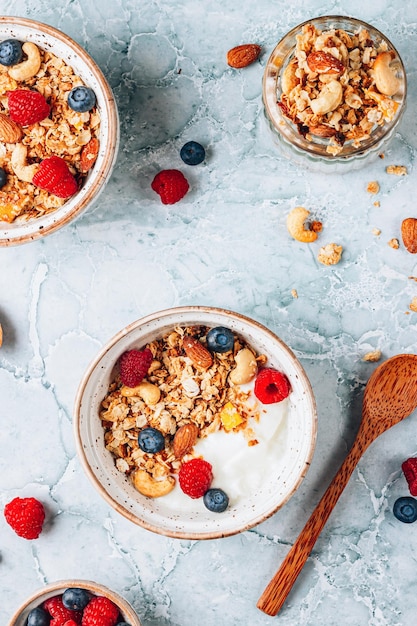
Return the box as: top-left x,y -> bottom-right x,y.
0,16 -> 119,246
74,306 -> 317,540
263,15 -> 406,172
9,579 -> 141,626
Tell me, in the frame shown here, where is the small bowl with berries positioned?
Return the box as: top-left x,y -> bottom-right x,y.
0,16 -> 119,246
74,306 -> 317,540
9,580 -> 141,626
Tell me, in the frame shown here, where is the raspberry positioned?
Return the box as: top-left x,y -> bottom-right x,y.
33,156 -> 78,198
151,169 -> 189,204
63,621 -> 80,626
402,457 -> 417,496
254,368 -> 291,404
4,496 -> 45,539
43,596 -> 82,626
8,89 -> 50,125
119,347 -> 153,387
81,596 -> 120,626
179,458 -> 213,499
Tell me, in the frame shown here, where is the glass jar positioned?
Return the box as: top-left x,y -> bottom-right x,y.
262,16 -> 407,173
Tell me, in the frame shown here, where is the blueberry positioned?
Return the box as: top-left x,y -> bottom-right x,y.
138,427 -> 165,453
393,496 -> 417,523
67,86 -> 96,112
62,587 -> 90,610
206,326 -> 235,353
0,39 -> 23,66
180,141 -> 205,165
0,167 -> 7,189
26,607 -> 50,626
203,488 -> 229,513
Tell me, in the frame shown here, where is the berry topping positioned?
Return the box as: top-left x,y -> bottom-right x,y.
402,457 -> 417,496
62,588 -> 91,611
119,347 -> 153,387
32,156 -> 78,198
179,458 -> 213,499
7,89 -> 50,126
27,607 -> 51,626
63,621 -> 79,626
180,140 -> 205,165
0,39 -> 23,66
81,596 -> 119,626
0,167 -> 7,189
206,326 -> 235,353
203,488 -> 229,512
151,169 -> 189,204
254,368 -> 291,404
67,86 -> 97,113
4,496 -> 45,539
393,496 -> 417,523
138,427 -> 165,454
43,596 -> 82,626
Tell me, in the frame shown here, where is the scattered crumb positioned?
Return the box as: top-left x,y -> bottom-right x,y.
409,276 -> 417,282
386,165 -> 407,176
291,289 -> 298,298
379,153 -> 385,159
317,243 -> 343,266
373,201 -> 380,207
0,323 -> 2,348
410,297 -> 417,313
363,349 -> 382,362
388,238 -> 400,249
367,181 -> 379,194
310,221 -> 322,233
372,227 -> 381,236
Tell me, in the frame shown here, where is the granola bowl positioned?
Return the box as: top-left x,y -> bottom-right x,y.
74,306 -> 317,540
9,579 -> 142,626
263,15 -> 406,172
0,16 -> 119,246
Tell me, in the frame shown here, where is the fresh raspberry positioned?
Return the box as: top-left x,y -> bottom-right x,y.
4,496 -> 45,539
43,596 -> 82,626
151,169 -> 189,204
119,347 -> 153,387
179,458 -> 213,499
402,458 -> 417,496
7,89 -> 50,125
33,156 -> 78,198
63,621 -> 80,626
81,596 -> 120,626
254,368 -> 291,404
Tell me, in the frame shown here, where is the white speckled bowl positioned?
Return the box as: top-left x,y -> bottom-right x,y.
0,16 -> 119,246
9,579 -> 141,626
74,306 -> 317,540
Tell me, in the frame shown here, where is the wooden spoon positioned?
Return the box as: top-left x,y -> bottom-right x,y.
257,354 -> 417,616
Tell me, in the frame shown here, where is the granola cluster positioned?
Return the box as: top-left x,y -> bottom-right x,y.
279,23 -> 402,155
0,46 -> 100,223
100,325 -> 267,488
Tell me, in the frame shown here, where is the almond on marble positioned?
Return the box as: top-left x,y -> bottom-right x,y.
401,218 -> 417,253
227,44 -> 261,68
182,335 -> 213,369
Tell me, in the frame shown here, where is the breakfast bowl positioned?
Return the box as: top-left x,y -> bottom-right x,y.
263,15 -> 406,172
9,579 -> 142,626
74,306 -> 317,540
0,16 -> 119,246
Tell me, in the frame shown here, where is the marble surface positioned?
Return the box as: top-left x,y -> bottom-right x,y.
1,1 -> 417,625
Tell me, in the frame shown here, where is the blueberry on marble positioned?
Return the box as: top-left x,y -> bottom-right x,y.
26,607 -> 50,626
393,496 -> 417,523
180,141 -> 205,165
203,488 -> 229,512
67,86 -> 96,112
138,427 -> 165,453
206,326 -> 235,353
62,587 -> 90,610
0,39 -> 23,66
0,167 -> 7,189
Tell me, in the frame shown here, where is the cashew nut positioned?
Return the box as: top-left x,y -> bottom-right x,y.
11,144 -> 38,183
132,470 -> 175,498
120,381 -> 161,405
286,207 -> 318,243
229,348 -> 257,385
373,51 -> 400,97
8,42 -> 41,81
281,59 -> 299,95
310,79 -> 342,116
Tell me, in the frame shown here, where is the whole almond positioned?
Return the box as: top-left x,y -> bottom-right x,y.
308,124 -> 336,138
173,423 -> 199,458
183,335 -> 213,369
0,113 -> 22,143
227,44 -> 261,69
401,218 -> 417,253
307,50 -> 345,75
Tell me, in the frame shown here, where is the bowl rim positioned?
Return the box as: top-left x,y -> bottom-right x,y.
73,305 -> 318,540
0,15 -> 119,246
8,579 -> 142,626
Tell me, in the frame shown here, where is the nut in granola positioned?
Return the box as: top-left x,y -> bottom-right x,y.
173,423 -> 199,458
182,335 -> 213,369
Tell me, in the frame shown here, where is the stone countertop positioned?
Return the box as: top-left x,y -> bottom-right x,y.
1,1 -> 417,625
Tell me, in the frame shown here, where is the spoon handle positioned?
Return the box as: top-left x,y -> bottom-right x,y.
257,433 -> 368,616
